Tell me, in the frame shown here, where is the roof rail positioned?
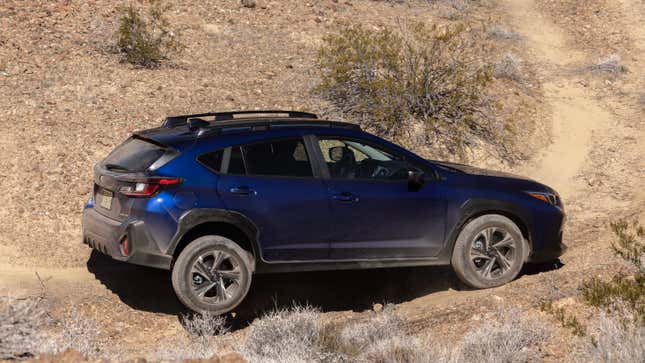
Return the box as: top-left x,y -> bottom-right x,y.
161,110 -> 318,128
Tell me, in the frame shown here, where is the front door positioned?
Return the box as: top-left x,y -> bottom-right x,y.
315,136 -> 446,259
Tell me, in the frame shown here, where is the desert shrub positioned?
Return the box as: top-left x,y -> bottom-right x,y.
582,54 -> 628,75
115,0 -> 183,68
243,305 -> 321,363
173,312 -> 229,358
578,310 -> 645,363
493,53 -> 523,82
317,22 -> 507,159
0,297 -> 49,359
154,312 -> 229,361
456,308 -> 551,363
53,306 -> 103,357
540,300 -> 586,336
338,305 -> 430,362
488,25 -> 521,41
610,220 -> 644,271
580,220 -> 644,324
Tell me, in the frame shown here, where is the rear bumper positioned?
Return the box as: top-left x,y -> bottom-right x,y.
82,205 -> 172,270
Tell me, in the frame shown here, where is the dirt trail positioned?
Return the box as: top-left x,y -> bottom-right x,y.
0,0 -> 641,359
616,0 -> 645,222
1,0 -> 618,315
504,0 -> 612,198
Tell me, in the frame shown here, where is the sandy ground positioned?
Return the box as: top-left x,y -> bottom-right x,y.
1,0 -> 644,361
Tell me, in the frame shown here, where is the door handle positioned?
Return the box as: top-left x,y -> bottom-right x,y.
332,192 -> 359,203
229,186 -> 256,196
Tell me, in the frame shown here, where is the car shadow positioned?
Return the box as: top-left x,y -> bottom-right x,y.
86,251 -> 564,331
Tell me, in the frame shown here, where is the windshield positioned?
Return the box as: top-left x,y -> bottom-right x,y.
103,138 -> 166,172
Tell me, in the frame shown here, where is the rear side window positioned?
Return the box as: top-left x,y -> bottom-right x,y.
228,147 -> 246,174
103,138 -> 166,172
199,138 -> 313,177
197,150 -> 225,172
242,139 -> 312,177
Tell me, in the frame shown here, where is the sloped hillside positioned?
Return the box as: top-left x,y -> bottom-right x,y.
0,0 -> 545,268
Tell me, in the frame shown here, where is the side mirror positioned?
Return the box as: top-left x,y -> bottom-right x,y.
408,170 -> 425,191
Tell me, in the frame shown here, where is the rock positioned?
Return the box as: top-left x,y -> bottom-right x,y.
373,303 -> 383,312
241,0 -> 256,8
203,23 -> 223,35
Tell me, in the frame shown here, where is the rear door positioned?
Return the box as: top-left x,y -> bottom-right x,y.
215,137 -> 332,261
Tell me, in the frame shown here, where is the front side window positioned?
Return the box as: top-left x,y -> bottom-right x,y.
318,137 -> 415,180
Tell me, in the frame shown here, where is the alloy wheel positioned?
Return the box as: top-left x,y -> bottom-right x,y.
190,250 -> 242,303
469,227 -> 518,279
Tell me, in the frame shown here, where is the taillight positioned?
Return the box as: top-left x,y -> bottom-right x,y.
119,178 -> 182,197
119,236 -> 130,256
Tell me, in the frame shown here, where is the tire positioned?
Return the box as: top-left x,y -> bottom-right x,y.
171,235 -> 253,314
451,214 -> 528,289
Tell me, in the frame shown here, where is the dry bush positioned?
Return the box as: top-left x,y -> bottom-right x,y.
456,308 -> 551,363
115,0 -> 183,68
317,22 -> 513,160
433,0 -> 471,20
55,307 -> 103,357
335,305 -> 430,362
242,305 -> 321,363
488,25 -> 521,41
580,220 -> 644,324
493,53 -> 523,82
582,54 -> 628,75
155,312 -> 229,360
0,297 -> 49,359
578,310 -> 645,363
240,304 -> 553,363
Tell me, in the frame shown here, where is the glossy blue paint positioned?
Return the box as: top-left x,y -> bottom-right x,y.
81,120 -> 566,271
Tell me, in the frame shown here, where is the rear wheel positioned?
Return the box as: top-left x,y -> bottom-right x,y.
171,236 -> 252,313
451,214 -> 527,289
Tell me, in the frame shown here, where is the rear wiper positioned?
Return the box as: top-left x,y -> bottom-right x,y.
104,163 -> 130,172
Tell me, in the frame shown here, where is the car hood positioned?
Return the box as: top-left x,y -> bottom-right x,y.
430,160 -> 536,182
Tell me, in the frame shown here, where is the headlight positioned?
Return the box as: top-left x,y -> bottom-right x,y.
526,191 -> 560,205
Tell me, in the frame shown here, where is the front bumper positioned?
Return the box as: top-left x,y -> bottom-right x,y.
82,206 -> 172,270
528,208 -> 567,263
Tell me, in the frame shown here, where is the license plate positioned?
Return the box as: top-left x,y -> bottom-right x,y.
98,189 -> 113,210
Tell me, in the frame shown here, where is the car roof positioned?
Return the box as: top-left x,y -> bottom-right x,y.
134,116 -> 361,150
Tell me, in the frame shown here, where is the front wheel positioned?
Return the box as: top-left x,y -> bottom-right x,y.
451,214 -> 528,289
171,236 -> 252,314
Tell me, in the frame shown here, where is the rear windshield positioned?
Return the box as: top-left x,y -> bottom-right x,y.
103,138 -> 166,172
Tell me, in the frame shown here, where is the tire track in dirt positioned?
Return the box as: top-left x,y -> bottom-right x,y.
615,0 -> 645,222
504,0 -> 613,199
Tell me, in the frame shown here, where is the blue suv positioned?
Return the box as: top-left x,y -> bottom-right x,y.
82,110 -> 566,313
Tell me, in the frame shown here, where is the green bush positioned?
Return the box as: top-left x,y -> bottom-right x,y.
580,220 -> 645,325
317,22 -> 500,158
115,0 -> 183,68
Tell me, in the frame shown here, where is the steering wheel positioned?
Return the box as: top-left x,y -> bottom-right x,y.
371,165 -> 393,178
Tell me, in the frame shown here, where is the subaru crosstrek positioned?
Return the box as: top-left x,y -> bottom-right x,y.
82,110 -> 566,313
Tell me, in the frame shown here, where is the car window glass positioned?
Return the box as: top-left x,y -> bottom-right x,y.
103,138 -> 166,172
228,146 -> 246,174
318,137 -> 414,180
197,150 -> 224,172
242,139 -> 313,177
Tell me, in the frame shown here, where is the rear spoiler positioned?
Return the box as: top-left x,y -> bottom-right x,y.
161,110 -> 318,128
